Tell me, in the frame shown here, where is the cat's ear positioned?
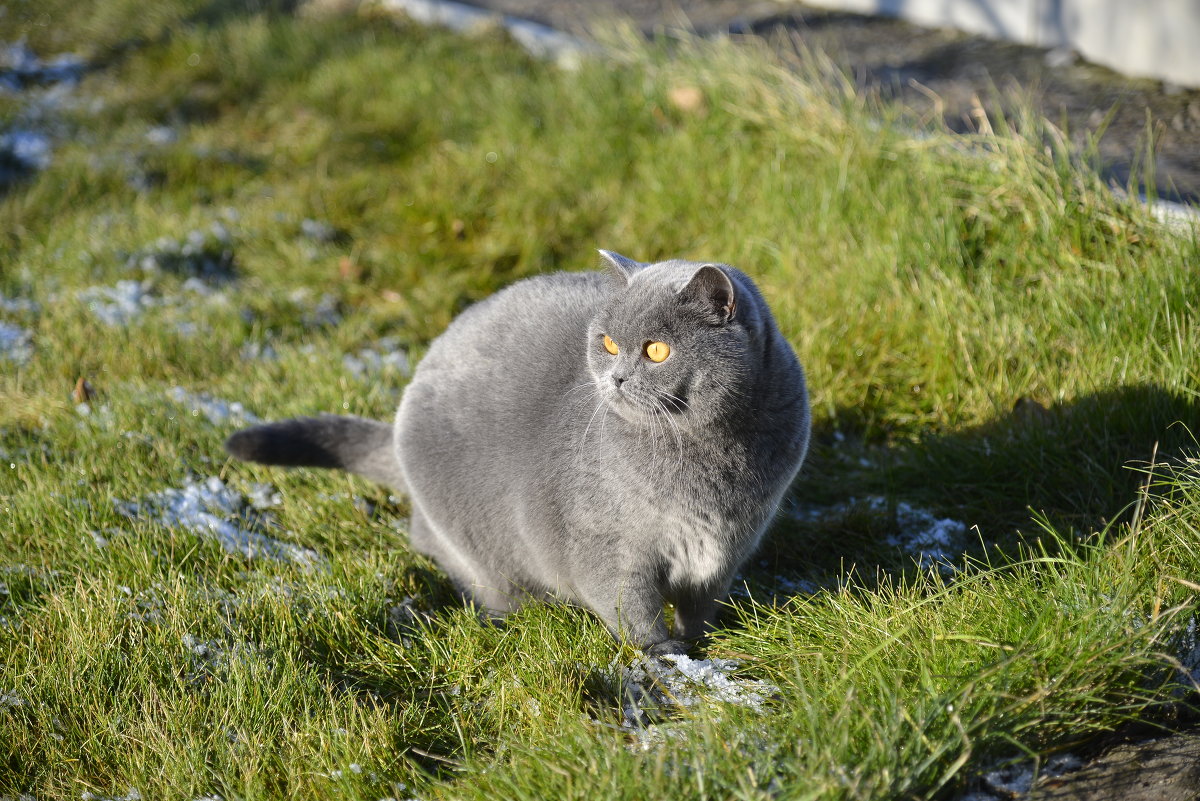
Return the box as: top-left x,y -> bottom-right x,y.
679,264 -> 736,323
598,250 -> 645,286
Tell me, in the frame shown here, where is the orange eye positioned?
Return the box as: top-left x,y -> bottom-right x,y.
645,341 -> 670,363
602,334 -> 619,355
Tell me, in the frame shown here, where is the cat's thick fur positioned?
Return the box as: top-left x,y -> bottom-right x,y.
227,252 -> 810,654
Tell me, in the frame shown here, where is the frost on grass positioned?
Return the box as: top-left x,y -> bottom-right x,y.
116,476 -> 321,567
0,321 -> 33,364
167,386 -> 261,426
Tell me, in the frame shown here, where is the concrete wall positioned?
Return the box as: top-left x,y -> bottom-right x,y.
800,0 -> 1200,88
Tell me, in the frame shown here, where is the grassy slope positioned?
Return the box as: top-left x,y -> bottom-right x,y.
2,2 -> 1200,799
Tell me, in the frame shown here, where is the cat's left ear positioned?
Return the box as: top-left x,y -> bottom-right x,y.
679,264 -> 736,323
598,250 -> 645,286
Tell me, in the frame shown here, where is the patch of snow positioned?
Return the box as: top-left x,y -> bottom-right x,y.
0,40 -> 85,90
0,129 -> 51,169
144,126 -> 177,146
127,225 -> 236,282
247,483 -> 282,509
81,788 -> 140,801
239,341 -> 279,361
982,764 -> 1033,797
628,723 -> 686,752
655,653 -> 776,711
166,386 -> 261,426
300,218 -> 338,242
0,293 -> 39,313
116,476 -> 322,567
343,336 -> 411,379
613,652 -> 778,746
1044,753 -> 1084,775
90,529 -> 113,548
884,500 -> 968,572
0,321 -> 32,364
772,575 -> 820,595
289,289 -> 342,328
1178,616 -> 1200,687
77,280 -> 156,326
0,691 -> 25,707
791,495 -> 968,573
378,0 -> 589,68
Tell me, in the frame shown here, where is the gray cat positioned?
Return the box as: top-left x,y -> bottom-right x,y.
226,251 -> 810,655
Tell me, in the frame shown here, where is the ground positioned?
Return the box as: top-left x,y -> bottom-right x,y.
2,2 -> 1200,799
464,0 -> 1200,204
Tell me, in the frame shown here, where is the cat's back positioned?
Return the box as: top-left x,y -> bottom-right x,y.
417,270 -> 606,382
396,270 -> 607,457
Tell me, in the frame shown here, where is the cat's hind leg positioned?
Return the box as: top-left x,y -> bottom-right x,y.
406,508 -> 521,618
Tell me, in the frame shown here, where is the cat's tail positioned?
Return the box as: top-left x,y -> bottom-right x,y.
225,415 -> 404,490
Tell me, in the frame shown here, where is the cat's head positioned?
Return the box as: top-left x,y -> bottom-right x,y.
586,251 -> 764,428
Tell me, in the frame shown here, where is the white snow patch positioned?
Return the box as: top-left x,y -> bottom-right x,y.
1178,616 -> 1200,687
0,321 -> 32,364
81,788 -> 140,801
655,653 -> 776,711
343,336 -> 411,379
299,218 -> 338,242
613,652 -> 778,749
289,288 -> 342,327
144,126 -> 177,146
884,500 -> 968,572
240,340 -> 278,361
0,40 -> 85,90
116,476 -> 321,567
167,386 -> 261,426
378,0 -> 589,67
0,293 -> 39,313
792,495 -> 969,572
982,764 -> 1033,797
247,483 -> 282,509
77,280 -> 156,326
0,129 -> 52,169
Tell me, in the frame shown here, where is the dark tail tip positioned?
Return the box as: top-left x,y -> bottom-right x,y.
224,419 -> 342,469
225,427 -> 271,462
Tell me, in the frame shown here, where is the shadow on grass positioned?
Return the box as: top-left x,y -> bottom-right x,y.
752,382 -> 1200,599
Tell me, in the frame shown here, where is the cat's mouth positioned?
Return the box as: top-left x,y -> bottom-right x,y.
605,385 -> 687,423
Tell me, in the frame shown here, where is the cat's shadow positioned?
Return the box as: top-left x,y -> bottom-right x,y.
746,382 -> 1199,604
361,384 -> 1197,648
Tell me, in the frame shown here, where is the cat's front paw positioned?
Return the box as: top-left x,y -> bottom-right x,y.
644,639 -> 690,657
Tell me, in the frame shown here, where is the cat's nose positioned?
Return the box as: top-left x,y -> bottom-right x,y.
611,374 -> 627,388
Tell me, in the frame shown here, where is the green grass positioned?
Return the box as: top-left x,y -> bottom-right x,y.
3,2 -> 1200,799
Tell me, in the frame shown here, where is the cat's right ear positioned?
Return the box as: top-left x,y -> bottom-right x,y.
598,250 -> 644,286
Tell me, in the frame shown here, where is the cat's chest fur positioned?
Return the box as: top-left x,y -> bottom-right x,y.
581,430 -> 778,589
